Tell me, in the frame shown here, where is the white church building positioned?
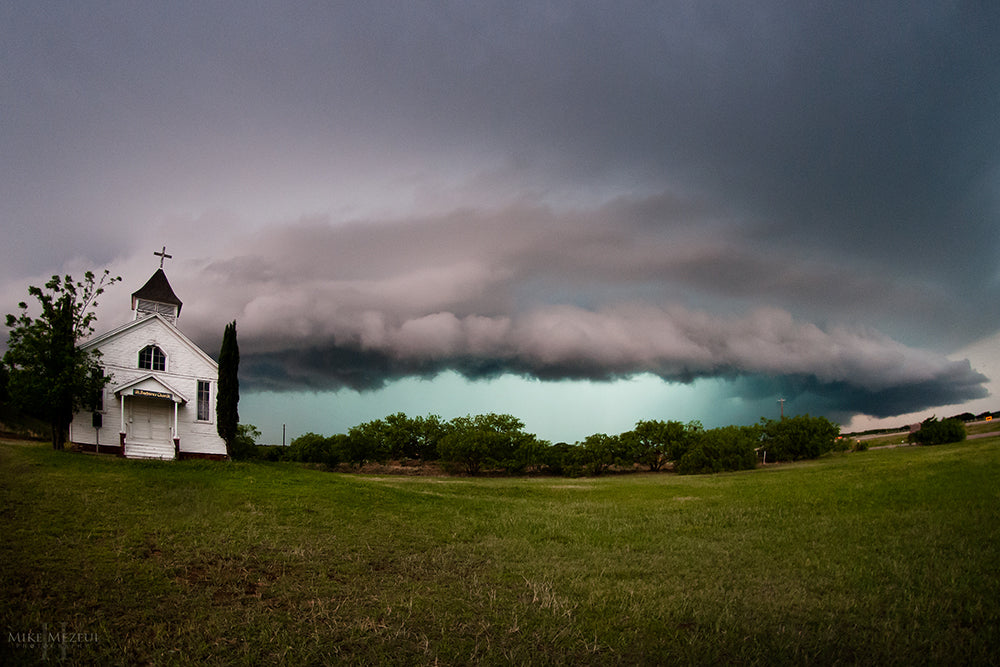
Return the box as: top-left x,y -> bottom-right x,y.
69,265 -> 229,460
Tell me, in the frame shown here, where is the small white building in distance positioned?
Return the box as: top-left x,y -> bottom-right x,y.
69,267 -> 228,460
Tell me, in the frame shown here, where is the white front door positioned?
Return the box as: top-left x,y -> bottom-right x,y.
130,398 -> 172,443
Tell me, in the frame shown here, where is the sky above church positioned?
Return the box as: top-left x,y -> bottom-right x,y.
2,2 -> 999,444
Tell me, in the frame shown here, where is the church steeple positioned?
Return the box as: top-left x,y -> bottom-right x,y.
131,268 -> 183,324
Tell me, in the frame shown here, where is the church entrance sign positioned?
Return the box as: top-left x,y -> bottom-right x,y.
133,388 -> 172,400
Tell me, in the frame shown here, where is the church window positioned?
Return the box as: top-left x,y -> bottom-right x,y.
197,381 -> 211,421
139,345 -> 166,371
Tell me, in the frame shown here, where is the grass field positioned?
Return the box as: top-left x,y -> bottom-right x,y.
2,437 -> 999,665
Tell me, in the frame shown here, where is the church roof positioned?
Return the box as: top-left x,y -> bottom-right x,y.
131,269 -> 183,314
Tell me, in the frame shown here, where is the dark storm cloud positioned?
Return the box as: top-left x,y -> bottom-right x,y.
185,196 -> 986,349
168,202 -> 989,415
2,2 -> 998,423
239,305 -> 988,419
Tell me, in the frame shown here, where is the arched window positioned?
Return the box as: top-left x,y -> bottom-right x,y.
138,345 -> 166,371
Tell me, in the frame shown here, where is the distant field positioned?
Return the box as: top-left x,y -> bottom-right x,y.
2,437 -> 998,665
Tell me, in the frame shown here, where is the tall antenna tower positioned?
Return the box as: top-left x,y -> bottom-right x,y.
777,398 -> 786,420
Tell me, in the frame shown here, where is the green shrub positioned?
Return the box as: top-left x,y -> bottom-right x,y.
541,442 -> 582,476
759,414 -> 840,461
832,436 -> 851,452
346,420 -> 390,464
908,417 -> 966,445
288,432 -> 341,467
228,423 -> 261,461
510,437 -> 547,474
380,412 -> 447,460
437,413 -> 537,474
622,419 -> 693,471
676,425 -> 757,475
676,444 -> 714,475
256,445 -> 290,462
577,433 -> 625,475
437,429 -> 492,475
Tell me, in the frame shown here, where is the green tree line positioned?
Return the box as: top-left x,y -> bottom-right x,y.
238,412 -> 852,476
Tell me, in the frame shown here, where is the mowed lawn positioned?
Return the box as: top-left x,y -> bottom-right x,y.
1,437 -> 998,665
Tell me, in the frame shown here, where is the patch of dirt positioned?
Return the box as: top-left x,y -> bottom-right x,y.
334,460 -> 450,476
173,554 -> 283,605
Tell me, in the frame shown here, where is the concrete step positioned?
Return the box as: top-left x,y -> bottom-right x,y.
125,441 -> 175,460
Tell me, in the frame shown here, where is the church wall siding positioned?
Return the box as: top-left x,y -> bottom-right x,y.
70,316 -> 227,457
95,319 -> 214,380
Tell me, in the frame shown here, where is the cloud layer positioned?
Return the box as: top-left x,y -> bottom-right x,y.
152,201 -> 988,418
242,304 -> 987,418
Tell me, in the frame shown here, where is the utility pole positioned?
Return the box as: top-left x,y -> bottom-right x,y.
778,398 -> 786,420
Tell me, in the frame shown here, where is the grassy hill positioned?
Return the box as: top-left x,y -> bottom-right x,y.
2,436 -> 998,664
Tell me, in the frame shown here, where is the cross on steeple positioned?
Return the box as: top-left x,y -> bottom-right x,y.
154,246 -> 173,268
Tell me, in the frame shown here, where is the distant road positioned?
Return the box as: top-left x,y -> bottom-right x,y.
855,431 -> 906,441
852,419 -> 998,441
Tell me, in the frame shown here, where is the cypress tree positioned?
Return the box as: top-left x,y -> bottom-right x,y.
216,320 -> 239,453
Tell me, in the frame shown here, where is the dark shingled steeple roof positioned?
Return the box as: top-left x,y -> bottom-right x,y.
131,269 -> 183,315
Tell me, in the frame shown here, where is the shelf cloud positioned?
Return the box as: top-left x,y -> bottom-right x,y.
160,201 -> 990,419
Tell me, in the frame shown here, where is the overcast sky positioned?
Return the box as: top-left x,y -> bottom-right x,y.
3,2 -> 999,443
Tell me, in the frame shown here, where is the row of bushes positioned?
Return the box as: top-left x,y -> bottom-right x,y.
237,412 -> 844,476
